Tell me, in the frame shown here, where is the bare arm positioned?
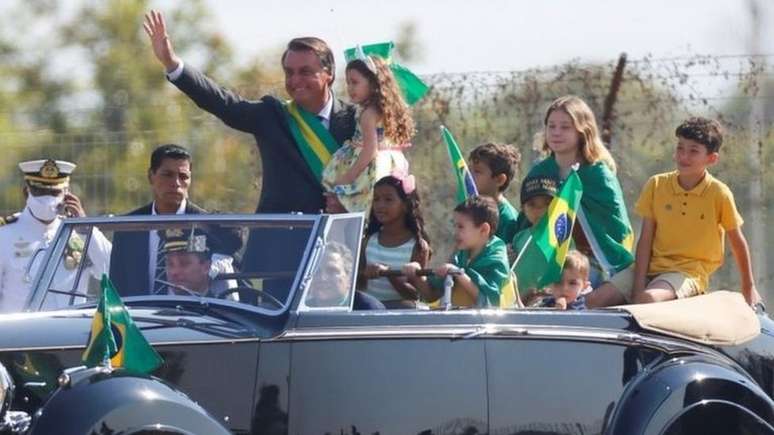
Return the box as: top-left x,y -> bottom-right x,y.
336,108 -> 379,185
434,263 -> 479,303
386,240 -> 430,300
727,228 -> 761,306
403,262 -> 441,302
632,218 -> 655,296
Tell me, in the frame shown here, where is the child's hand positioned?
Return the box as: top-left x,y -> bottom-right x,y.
554,296 -> 568,310
324,193 -> 347,213
363,263 -> 387,280
744,284 -> 762,307
402,262 -> 421,278
434,263 -> 458,278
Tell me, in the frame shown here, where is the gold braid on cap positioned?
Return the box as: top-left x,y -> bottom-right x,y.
40,160 -> 60,179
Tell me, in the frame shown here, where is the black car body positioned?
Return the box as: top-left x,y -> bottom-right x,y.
0,213 -> 771,435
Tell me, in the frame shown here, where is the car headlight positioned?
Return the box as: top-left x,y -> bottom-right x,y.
0,362 -> 30,434
0,362 -> 13,419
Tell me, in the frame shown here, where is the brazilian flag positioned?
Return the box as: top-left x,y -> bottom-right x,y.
441,126 -> 479,204
82,275 -> 162,374
499,272 -> 518,309
532,170 -> 583,287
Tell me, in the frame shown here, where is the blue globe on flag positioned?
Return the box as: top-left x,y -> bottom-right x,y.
553,213 -> 570,244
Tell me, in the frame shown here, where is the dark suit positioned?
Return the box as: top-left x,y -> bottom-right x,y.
109,201 -> 241,297
170,66 -> 356,280
171,66 -> 356,213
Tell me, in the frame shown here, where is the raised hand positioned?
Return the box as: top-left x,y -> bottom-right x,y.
143,10 -> 181,72
62,192 -> 86,218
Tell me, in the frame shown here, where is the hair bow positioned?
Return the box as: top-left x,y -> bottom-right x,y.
344,41 -> 429,106
391,167 -> 416,195
354,45 -> 377,74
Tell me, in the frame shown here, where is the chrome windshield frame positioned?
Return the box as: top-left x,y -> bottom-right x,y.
25,213 -> 323,316
297,212 -> 365,313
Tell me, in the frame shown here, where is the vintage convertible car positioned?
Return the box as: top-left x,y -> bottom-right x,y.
0,213 -> 772,435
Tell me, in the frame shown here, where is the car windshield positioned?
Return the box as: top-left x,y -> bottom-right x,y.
25,214 -> 323,313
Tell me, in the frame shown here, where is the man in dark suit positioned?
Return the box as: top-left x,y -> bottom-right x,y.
144,11 -> 356,281
110,144 -> 240,296
144,10 -> 355,215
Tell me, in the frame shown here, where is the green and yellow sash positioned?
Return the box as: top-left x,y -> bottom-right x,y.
282,101 -> 341,181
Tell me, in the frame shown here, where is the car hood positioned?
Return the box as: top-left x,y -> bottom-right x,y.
0,304 -> 262,351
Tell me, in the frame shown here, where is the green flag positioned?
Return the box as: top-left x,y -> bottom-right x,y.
82,275 -> 162,374
512,230 -> 549,294
514,157 -> 634,275
531,170 -> 583,287
343,41 -> 429,106
440,126 -> 479,204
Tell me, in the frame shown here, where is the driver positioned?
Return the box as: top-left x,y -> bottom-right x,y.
160,228 -> 232,298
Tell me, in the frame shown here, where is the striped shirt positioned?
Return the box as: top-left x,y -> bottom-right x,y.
364,234 -> 416,301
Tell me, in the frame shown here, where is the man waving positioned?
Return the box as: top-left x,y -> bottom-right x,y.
144,10 -> 355,214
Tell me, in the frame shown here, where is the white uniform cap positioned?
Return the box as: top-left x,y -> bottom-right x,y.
18,159 -> 77,189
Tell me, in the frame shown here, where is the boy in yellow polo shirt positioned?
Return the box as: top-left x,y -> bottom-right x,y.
603,117 -> 761,306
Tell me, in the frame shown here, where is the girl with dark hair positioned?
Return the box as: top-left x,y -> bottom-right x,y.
358,175 -> 430,309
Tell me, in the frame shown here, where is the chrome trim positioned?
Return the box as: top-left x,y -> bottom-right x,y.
63,213 -> 321,226
0,411 -> 30,433
0,336 -> 263,353
296,236 -> 325,312
297,213 -> 365,312
272,323 -> 736,356
22,247 -> 46,284
659,398 -> 774,434
68,227 -> 94,305
27,224 -> 71,311
58,365 -> 112,388
27,214 -> 324,317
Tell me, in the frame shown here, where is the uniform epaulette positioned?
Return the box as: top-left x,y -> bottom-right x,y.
0,213 -> 20,226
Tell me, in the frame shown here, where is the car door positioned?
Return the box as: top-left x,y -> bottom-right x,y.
285,214 -> 489,434
287,311 -> 489,435
483,311 -> 662,434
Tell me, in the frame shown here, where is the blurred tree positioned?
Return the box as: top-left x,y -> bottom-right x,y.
394,21 -> 424,63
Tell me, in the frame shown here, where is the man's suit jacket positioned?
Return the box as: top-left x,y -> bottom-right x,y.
109,202 -> 213,297
171,66 -> 357,214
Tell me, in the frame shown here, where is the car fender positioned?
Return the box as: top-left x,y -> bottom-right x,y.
28,367 -> 231,435
607,355 -> 774,435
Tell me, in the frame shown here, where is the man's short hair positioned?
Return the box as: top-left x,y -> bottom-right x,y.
454,196 -> 499,236
150,144 -> 191,173
282,37 -> 335,82
675,117 -> 724,153
469,143 -> 521,192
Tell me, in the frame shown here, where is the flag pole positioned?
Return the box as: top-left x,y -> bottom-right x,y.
510,234 -> 533,273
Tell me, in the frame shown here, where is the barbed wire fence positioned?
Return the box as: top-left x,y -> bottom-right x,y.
0,53 -> 771,294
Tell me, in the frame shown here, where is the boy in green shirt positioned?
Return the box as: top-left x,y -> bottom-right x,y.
469,143 -> 521,245
404,196 -> 509,308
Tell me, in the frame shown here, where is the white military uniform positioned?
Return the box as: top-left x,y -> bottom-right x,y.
0,208 -> 112,313
0,159 -> 112,313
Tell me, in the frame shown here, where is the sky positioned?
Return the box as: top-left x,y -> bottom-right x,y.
191,0 -> 773,75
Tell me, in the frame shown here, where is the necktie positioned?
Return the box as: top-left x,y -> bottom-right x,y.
153,235 -> 166,294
